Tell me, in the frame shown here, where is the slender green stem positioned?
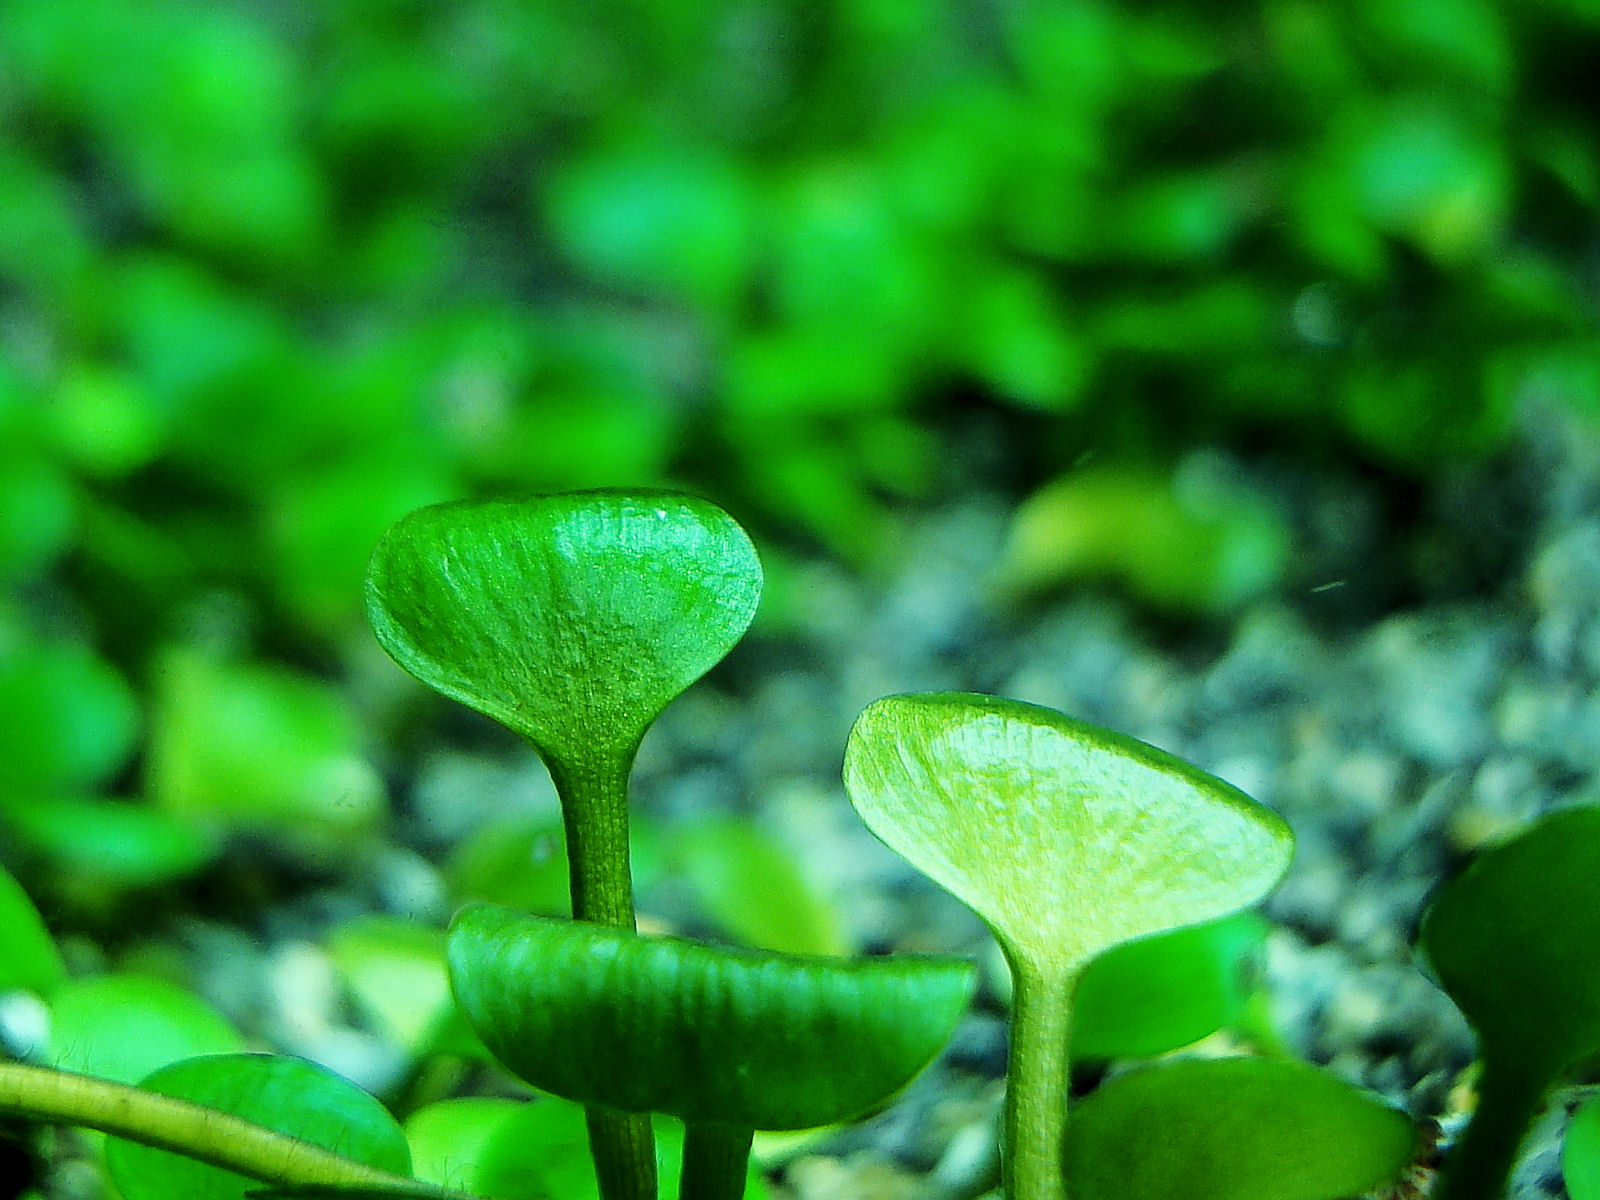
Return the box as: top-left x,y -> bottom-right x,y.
550,747 -> 658,1200
551,750 -> 640,931
0,1062 -> 472,1197
1433,1055 -> 1553,1200
586,1106 -> 659,1200
679,1122 -> 753,1200
1003,954 -> 1075,1200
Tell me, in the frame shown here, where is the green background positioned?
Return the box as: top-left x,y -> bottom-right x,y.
2,0 -> 1598,903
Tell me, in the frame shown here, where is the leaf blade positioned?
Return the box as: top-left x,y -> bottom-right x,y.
447,904 -> 974,1131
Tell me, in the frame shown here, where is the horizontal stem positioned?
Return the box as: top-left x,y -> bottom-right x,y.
0,1061 -> 475,1198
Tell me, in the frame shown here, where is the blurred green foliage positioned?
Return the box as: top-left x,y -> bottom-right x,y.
2,0 -> 1599,903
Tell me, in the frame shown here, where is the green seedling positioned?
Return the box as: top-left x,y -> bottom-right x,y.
843,691 -> 1293,1200
1419,804 -> 1600,1200
446,903 -> 975,1200
1063,1057 -> 1417,1200
366,491 -> 762,1200
365,492 -> 761,930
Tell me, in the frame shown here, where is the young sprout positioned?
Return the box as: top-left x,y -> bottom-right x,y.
843,692 -> 1293,1200
367,492 -> 762,1200
1064,1057 -> 1417,1200
446,904 -> 976,1200
1419,804 -> 1600,1200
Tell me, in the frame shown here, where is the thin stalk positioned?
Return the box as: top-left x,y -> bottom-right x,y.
551,751 -> 640,931
679,1122 -> 754,1200
0,1062 -> 473,1197
550,748 -> 657,1200
1003,954 -> 1075,1200
1433,1055 -> 1553,1200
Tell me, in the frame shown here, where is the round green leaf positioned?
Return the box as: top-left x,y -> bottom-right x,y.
328,916 -> 480,1060
106,1054 -> 411,1200
148,649 -> 386,863
1065,1058 -> 1418,1200
446,904 -> 974,1130
1073,912 -> 1269,1060
843,693 -> 1293,976
49,973 -> 242,1085
365,492 -> 762,764
0,642 -> 139,794
1421,805 -> 1600,1077
1564,1093 -> 1600,1200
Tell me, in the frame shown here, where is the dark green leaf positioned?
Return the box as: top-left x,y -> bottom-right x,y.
1420,805 -> 1600,1200
365,492 -> 761,765
1421,805 -> 1600,1076
447,904 -> 974,1130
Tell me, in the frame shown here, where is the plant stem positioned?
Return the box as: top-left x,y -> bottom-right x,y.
679,1122 -> 754,1200
552,751 -> 639,931
586,1106 -> 660,1200
551,748 -> 658,1200
1433,1056 -> 1552,1200
1003,955 -> 1074,1200
0,1062 -> 472,1197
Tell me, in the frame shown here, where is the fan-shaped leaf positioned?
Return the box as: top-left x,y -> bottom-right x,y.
365,492 -> 761,764
843,692 -> 1293,1200
843,692 -> 1292,975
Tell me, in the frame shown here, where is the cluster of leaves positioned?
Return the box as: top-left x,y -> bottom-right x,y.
8,493 -> 1600,1200
5,0 -> 1600,927
4,0 -> 1600,624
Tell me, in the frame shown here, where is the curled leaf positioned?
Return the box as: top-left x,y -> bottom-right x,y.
447,904 -> 974,1131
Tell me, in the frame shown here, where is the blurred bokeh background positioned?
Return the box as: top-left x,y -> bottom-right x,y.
2,0 -> 1600,915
